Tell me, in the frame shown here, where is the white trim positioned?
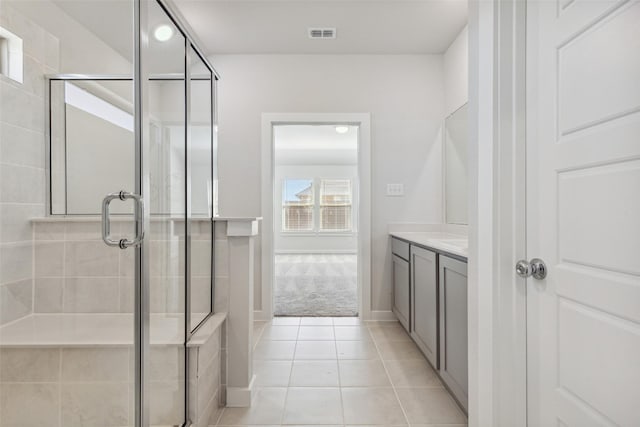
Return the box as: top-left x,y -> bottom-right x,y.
468,0 -> 528,426
253,310 -> 271,322
226,375 -> 256,407
274,250 -> 357,255
278,232 -> 357,237
0,26 -> 23,83
226,218 -> 260,237
261,113 -> 372,321
369,310 -> 397,322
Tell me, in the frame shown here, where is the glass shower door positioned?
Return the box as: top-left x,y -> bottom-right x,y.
145,1 -> 188,425
0,1 -> 139,427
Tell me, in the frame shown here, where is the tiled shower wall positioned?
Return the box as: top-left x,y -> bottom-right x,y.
0,4 -> 58,325
33,221 -> 135,314
29,224 -> 214,316
32,219 -> 213,315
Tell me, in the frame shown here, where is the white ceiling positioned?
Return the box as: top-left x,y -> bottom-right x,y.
173,0 -> 468,54
51,0 -> 467,57
274,125 -> 358,165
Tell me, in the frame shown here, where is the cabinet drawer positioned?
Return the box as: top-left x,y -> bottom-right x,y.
391,237 -> 410,260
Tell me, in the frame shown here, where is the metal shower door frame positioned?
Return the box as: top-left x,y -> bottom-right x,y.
43,1 -> 219,425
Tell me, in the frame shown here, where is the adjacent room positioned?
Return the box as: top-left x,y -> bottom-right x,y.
273,124 -> 359,317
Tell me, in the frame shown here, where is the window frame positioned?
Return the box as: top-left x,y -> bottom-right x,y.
280,176 -> 355,234
281,177 -> 315,232
318,178 -> 353,233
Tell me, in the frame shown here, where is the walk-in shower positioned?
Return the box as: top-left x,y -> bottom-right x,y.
0,1 -> 221,426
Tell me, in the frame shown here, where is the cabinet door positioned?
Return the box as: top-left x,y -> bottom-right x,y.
392,254 -> 410,331
410,245 -> 438,368
439,255 -> 468,411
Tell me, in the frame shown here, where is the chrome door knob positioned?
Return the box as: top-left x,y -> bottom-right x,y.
515,258 -> 547,280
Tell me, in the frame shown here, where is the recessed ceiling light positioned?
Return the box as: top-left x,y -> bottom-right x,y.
335,126 -> 349,134
154,25 -> 174,42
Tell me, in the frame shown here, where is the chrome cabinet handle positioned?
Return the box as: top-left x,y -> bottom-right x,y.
101,191 -> 145,249
515,258 -> 547,280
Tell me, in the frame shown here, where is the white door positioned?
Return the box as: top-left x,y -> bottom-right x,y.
526,0 -> 640,426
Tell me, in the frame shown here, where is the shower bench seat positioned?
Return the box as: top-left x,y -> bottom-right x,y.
0,312 -> 226,426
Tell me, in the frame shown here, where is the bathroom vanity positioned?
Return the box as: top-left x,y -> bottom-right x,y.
387,101 -> 471,411
390,232 -> 468,412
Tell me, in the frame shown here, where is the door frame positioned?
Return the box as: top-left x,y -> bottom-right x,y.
468,0 -> 528,425
260,113 -> 372,321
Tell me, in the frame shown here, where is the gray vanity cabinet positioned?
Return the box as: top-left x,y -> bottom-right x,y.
391,238 -> 411,331
410,245 -> 439,368
439,255 -> 468,411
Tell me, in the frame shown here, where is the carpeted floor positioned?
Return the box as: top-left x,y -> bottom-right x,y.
274,253 -> 358,316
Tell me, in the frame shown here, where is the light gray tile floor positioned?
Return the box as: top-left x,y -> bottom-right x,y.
214,318 -> 468,427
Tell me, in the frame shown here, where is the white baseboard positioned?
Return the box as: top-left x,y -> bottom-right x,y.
274,250 -> 358,255
368,310 -> 398,322
253,310 -> 272,322
226,375 -> 256,407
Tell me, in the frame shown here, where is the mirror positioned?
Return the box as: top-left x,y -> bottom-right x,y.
50,79 -> 135,214
444,103 -> 468,225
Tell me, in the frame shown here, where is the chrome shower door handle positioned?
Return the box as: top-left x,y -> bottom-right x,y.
101,191 -> 145,249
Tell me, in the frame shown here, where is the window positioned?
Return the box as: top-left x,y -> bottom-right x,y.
320,179 -> 352,231
282,179 -> 314,231
281,178 -> 353,233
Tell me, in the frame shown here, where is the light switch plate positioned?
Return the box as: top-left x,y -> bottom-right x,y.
386,183 -> 404,197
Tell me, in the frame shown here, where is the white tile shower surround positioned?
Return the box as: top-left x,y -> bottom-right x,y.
0,218 -> 232,427
30,218 -> 214,317
218,318 -> 468,427
274,254 -> 357,317
0,3 -> 60,326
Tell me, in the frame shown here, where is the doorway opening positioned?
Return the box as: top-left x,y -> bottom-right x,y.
273,124 -> 359,317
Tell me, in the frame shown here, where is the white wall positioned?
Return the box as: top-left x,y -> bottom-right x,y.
444,25 -> 469,116
274,164 -> 358,253
210,54 -> 445,313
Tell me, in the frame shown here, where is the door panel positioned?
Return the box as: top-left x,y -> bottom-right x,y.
558,299 -> 640,427
410,245 -> 438,368
188,45 -> 214,330
439,255 -> 468,411
146,1 -> 187,425
558,1 -> 640,135
392,254 -> 410,331
527,0 -> 640,425
558,161 -> 640,275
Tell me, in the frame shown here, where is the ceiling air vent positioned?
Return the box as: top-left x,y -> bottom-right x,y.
308,28 -> 336,39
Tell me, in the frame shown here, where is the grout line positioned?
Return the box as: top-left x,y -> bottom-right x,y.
61,224 -> 67,313
31,221 -> 36,315
281,328 -> 296,426
367,323 -> 412,427
335,322 -> 346,426
58,347 -> 62,427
